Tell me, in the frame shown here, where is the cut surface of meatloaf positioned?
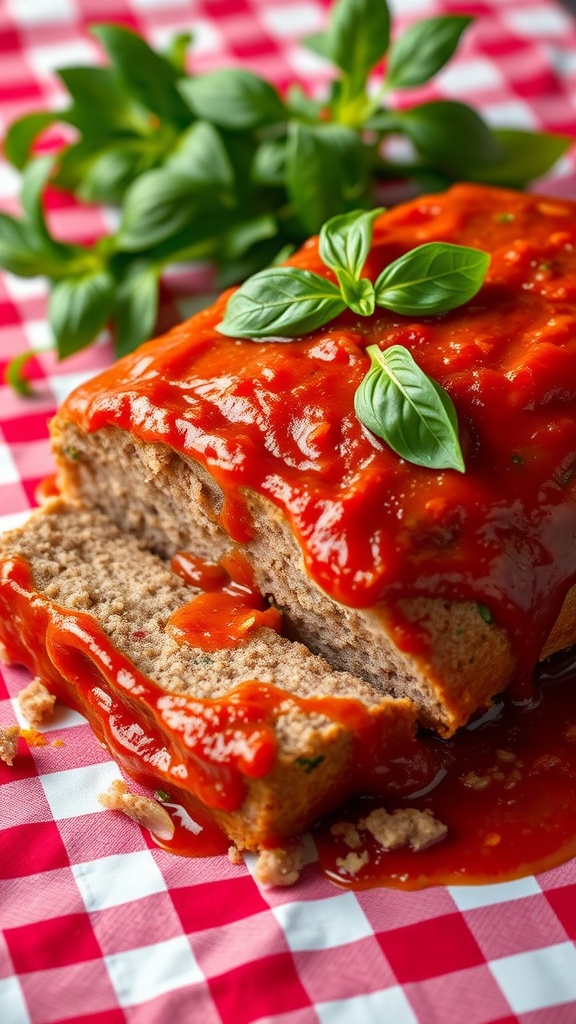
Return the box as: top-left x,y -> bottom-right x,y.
0,497 -> 417,851
51,182 -> 576,736
50,420 -> 516,735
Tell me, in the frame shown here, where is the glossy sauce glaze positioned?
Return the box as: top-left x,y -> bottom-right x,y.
61,184 -> 576,682
169,548 -> 282,650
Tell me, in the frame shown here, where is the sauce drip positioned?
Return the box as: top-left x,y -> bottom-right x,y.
169,548 -> 282,650
316,649 -> 576,889
61,184 -> 576,682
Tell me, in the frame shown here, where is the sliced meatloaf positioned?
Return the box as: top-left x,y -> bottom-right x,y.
0,497 -> 417,851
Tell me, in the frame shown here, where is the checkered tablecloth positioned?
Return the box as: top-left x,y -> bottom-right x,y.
2,2 -> 576,1022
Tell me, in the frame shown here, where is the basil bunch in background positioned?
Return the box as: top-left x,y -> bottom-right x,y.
0,0 -> 570,390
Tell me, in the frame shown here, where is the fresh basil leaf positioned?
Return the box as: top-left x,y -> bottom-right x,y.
338,272 -> 375,316
5,349 -> 40,396
179,69 -> 286,131
78,141 -> 159,203
375,242 -> 489,315
57,65 -> 140,134
165,121 -> 234,189
386,15 -> 473,90
354,344 -> 465,472
49,270 -> 115,358
119,168 -> 212,250
218,266 -> 346,339
325,0 -> 391,96
4,111 -> 60,170
20,156 -> 58,251
286,122 -> 370,235
286,84 -> 324,122
165,31 -> 192,74
53,138 -> 107,192
251,139 -> 287,187
301,32 -> 331,60
114,263 -> 160,356
219,215 -> 278,262
91,24 -> 190,127
469,128 -> 571,187
319,207 -> 383,281
0,213 -> 64,277
398,100 -> 503,172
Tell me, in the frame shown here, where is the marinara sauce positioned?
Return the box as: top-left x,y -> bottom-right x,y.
62,184 -> 576,681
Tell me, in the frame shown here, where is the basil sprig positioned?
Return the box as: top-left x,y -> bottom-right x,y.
355,344 -> 465,472
1,0 -> 570,391
218,209 -> 489,338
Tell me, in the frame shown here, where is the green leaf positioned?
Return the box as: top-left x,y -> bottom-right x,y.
114,263 -> 160,357
398,100 -> 503,172
219,215 -> 278,262
179,69 -> 286,131
165,121 -> 234,189
386,15 -> 473,90
354,343 -> 465,472
286,84 -> 324,122
338,272 -> 375,316
301,32 -> 331,60
5,349 -> 39,396
4,111 -> 60,169
49,270 -> 115,358
77,140 -> 159,203
251,139 -> 287,187
53,138 -> 109,192
217,266 -> 346,339
20,156 -> 58,250
91,23 -> 190,126
286,121 -> 370,235
57,65 -> 139,134
325,0 -> 391,95
469,128 -> 571,187
319,207 -> 383,280
0,213 -> 63,277
118,168 -> 206,250
165,31 -> 192,74
374,242 -> 489,315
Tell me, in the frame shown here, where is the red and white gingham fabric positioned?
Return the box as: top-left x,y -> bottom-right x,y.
2,2 -> 576,1022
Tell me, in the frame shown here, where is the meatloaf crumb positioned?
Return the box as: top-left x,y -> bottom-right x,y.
0,725 -> 19,765
330,821 -> 362,850
359,807 -> 448,852
17,678 -> 56,726
98,778 -> 175,840
336,850 -> 369,873
254,843 -> 306,887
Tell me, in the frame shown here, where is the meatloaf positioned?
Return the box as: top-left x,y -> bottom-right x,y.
0,497 -> 417,851
50,182 -> 576,735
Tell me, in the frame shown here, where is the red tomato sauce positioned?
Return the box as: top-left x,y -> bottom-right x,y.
169,547 -> 283,650
61,184 -> 576,683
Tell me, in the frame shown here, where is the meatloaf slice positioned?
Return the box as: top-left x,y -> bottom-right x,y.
0,497 -> 417,851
